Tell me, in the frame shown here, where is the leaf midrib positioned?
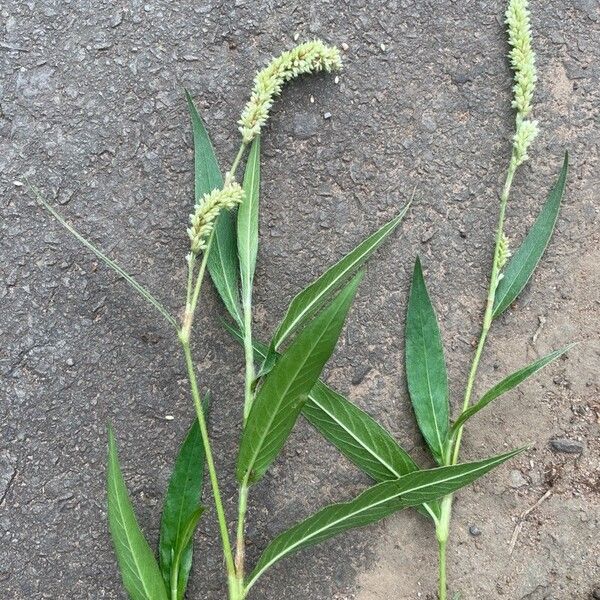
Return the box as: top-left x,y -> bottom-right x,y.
240,145 -> 259,296
246,455 -> 509,589
242,301 -> 346,476
415,290 -> 444,456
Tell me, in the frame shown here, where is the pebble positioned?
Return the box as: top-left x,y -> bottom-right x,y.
292,112 -> 319,139
550,437 -> 584,454
323,112 -> 331,119
352,365 -> 371,385
469,524 -> 481,537
509,469 -> 528,488
341,42 -> 349,51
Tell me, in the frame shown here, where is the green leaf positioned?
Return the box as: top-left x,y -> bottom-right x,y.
493,152 -> 569,318
270,205 -> 410,352
405,257 -> 449,464
237,272 -> 363,484
107,428 -> 168,600
238,137 -> 261,305
32,186 -> 177,328
222,321 -> 439,521
304,383 -> 442,522
451,345 -> 573,433
246,448 -> 523,592
159,416 -> 206,600
185,90 -> 243,327
170,508 -> 205,600
303,384 -> 419,483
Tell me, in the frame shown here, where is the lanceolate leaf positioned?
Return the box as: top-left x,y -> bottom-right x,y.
237,273 -> 363,484
493,152 -> 569,318
33,188 -> 177,328
304,383 -> 442,522
170,508 -> 205,600
245,449 -> 523,592
405,257 -> 449,464
238,137 -> 261,304
223,322 -> 439,521
270,205 -> 410,352
159,416 -> 206,600
303,385 -> 419,483
107,428 -> 168,600
451,345 -> 573,433
185,90 -> 243,327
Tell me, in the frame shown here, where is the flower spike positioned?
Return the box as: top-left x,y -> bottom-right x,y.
188,183 -> 244,254
238,40 -> 342,143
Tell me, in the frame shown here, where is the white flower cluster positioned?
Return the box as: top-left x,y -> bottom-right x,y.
188,183 -> 244,254
506,0 -> 538,167
238,40 -> 342,143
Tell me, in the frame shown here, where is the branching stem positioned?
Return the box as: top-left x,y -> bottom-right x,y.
437,155 -> 518,598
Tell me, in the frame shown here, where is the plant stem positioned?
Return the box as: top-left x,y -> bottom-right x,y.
228,143 -> 247,183
451,162 -> 516,464
241,292 -> 255,423
436,158 -> 518,598
180,140 -> 249,598
170,561 -> 179,600
236,247 -> 256,588
438,539 -> 447,600
435,494 -> 452,600
235,479 -> 250,587
180,339 -> 237,586
181,236 -> 239,595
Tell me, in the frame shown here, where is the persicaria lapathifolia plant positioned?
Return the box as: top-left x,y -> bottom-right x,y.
32,3 -> 570,599
404,0 -> 570,597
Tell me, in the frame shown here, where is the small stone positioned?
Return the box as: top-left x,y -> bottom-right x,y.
323,112 -> 332,120
469,524 -> 481,537
452,72 -> 471,85
165,415 -> 174,421
94,40 -> 113,51
509,469 -> 528,488
292,112 -> 319,139
421,115 -> 437,132
341,42 -> 349,51
550,437 -> 584,454
421,229 -> 435,243
352,365 -> 371,385
110,12 -> 123,28
66,358 -> 75,367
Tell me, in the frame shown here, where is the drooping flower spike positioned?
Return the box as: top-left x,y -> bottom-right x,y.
238,40 -> 342,143
188,183 -> 244,254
